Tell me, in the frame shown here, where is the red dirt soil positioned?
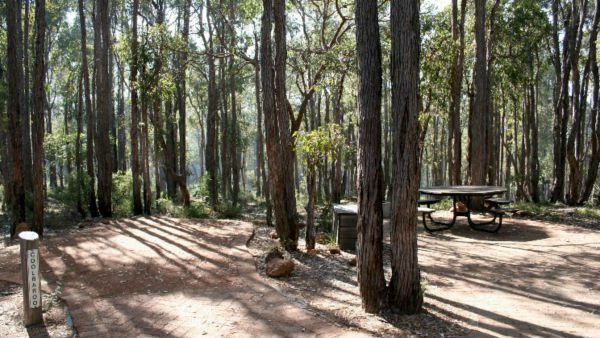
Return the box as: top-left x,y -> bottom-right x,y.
0,217 -> 367,337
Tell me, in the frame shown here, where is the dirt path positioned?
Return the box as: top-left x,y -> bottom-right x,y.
417,212 -> 600,337
0,217 -> 366,337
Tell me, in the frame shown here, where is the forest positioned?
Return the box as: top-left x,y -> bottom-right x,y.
1,0 -> 600,331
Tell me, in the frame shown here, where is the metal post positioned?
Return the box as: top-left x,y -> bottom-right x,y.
19,231 -> 43,326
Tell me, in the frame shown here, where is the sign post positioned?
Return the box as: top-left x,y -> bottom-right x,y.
19,231 -> 43,326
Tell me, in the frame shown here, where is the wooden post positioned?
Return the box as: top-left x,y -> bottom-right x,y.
19,231 -> 43,326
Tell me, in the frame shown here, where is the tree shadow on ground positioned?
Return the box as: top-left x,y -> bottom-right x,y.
0,217 -> 368,337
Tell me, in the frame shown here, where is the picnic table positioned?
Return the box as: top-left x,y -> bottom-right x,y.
419,185 -> 508,233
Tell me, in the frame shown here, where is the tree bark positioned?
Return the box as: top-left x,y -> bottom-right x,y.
388,0 -> 423,314
22,0 -> 33,193
79,0 -> 100,217
94,0 -> 113,217
468,0 -> 488,186
7,0 -> 27,236
76,72 -> 85,217
31,0 -> 46,236
262,0 -> 298,250
130,0 -> 142,214
448,0 -> 466,185
177,0 -> 191,190
355,0 -> 386,313
204,0 -> 219,207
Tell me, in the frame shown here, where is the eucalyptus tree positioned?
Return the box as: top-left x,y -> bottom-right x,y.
32,0 -> 46,235
78,0 -> 99,217
388,0 -> 423,313
355,0 -> 386,313
262,0 -> 299,250
6,0 -> 26,236
94,0 -> 113,217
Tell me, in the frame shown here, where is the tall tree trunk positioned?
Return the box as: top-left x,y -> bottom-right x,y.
355,0 -> 385,313
141,90 -> 152,213
165,99 -> 178,199
388,0 -> 423,314
231,65 -> 240,205
22,0 -> 33,193
332,72 -> 346,203
31,0 -> 46,235
448,0 -> 466,185
204,0 -> 219,207
79,0 -> 100,217
130,0 -> 142,214
580,1 -> 600,204
262,0 -> 298,250
178,0 -> 191,190
219,52 -> 230,201
117,62 -> 126,172
468,0 -> 488,186
76,72 -> 85,217
94,0 -> 113,217
7,0 -> 27,236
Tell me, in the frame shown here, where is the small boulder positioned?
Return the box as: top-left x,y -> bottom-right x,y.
329,247 -> 341,255
348,256 -> 357,267
307,249 -> 319,257
265,248 -> 294,277
266,258 -> 295,277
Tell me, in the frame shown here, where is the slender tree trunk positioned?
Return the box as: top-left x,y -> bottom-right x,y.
305,169 -> 316,250
468,0 -> 488,186
204,0 -> 219,207
22,0 -> 33,193
79,0 -> 100,217
94,0 -> 113,217
141,91 -> 152,213
76,72 -> 85,217
31,0 -> 46,235
130,0 -> 142,214
388,0 -> 423,314
117,63 -> 126,172
7,0 -> 27,236
448,0 -> 466,185
178,0 -> 191,189
355,0 -> 386,313
580,2 -> 600,203
165,99 -> 178,199
262,0 -> 298,249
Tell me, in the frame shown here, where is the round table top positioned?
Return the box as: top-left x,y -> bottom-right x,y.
419,185 -> 506,196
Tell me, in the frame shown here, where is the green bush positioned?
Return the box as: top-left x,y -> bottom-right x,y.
184,201 -> 210,219
112,172 -> 134,216
217,201 -> 241,219
48,172 -> 91,212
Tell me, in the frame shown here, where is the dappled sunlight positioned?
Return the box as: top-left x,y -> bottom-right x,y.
415,215 -> 600,337
0,217 -> 359,337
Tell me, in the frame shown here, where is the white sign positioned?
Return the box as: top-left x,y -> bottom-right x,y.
27,249 -> 41,308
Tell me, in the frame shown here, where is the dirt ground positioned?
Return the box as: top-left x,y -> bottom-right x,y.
0,281 -> 75,338
0,216 -> 366,337
0,212 -> 598,337
249,211 -> 600,337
